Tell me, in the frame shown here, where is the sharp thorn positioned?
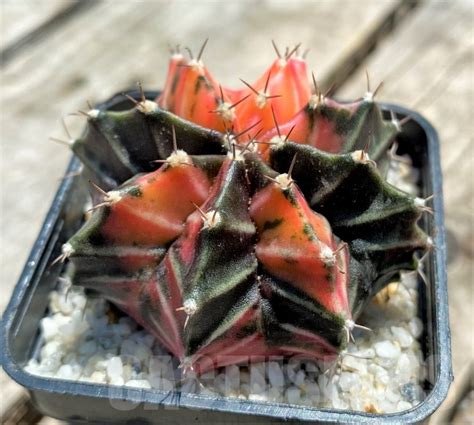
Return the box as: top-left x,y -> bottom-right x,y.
353,323 -> 373,333
171,125 -> 178,153
270,105 -> 281,138
229,93 -> 251,109
123,93 -> 139,106
252,140 -> 275,145
271,40 -> 282,59
288,153 -> 298,179
233,120 -> 262,139
324,83 -> 336,98
185,46 -> 193,60
50,137 -> 71,147
87,201 -> 110,212
264,70 -> 272,93
365,70 -> 371,93
284,125 -> 296,143
137,82 -> 145,103
399,115 -> 413,126
390,109 -> 397,122
373,80 -> 384,98
239,78 -> 259,95
285,43 -> 301,60
89,180 -> 109,197
192,202 -> 208,221
363,135 -> 374,155
417,266 -> 429,287
312,71 -> 320,96
196,38 -> 209,62
50,253 -> 66,267
263,175 -> 279,183
219,84 -> 225,103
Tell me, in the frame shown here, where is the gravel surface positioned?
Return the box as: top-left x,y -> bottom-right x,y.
25,158 -> 428,414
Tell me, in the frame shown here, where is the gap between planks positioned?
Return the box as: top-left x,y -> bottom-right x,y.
0,0 -> 99,65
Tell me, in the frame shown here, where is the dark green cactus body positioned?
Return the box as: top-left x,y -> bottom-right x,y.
270,142 -> 427,315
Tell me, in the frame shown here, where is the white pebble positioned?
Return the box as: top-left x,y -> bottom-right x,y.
125,379 -> 151,389
225,365 -> 241,391
391,326 -> 414,348
56,364 -> 80,380
408,317 -> 423,338
40,341 -> 64,359
338,372 -> 357,392
249,364 -> 266,392
78,340 -> 97,356
267,387 -> 283,402
89,371 -> 105,383
293,370 -> 306,387
149,376 -> 174,391
249,393 -> 268,401
107,356 -> 123,380
305,381 -> 320,398
110,376 -> 125,386
40,317 -> 59,340
397,400 -> 412,411
395,353 -> 413,382
374,341 -> 401,359
341,355 -> 367,374
267,362 -> 285,387
286,386 -> 301,404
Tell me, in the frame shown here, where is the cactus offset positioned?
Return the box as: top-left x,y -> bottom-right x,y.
62,42 -> 430,373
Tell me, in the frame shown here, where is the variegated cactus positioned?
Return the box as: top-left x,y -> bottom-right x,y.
59,42 -> 430,373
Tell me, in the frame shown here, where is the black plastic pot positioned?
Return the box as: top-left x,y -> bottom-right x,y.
1,92 -> 452,424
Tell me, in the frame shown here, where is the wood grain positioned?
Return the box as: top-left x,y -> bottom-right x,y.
338,1 -> 474,422
0,0 -> 76,51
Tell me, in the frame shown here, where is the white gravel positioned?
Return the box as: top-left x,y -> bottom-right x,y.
25,270 -> 427,414
25,158 -> 427,414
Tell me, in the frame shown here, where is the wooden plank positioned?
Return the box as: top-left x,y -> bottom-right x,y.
0,392 -> 43,425
337,1 -> 474,421
0,0 -> 76,51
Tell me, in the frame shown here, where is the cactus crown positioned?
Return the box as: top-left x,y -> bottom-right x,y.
62,42 -> 429,373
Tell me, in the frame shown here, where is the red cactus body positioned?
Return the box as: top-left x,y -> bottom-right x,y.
232,56 -> 311,137
158,56 -> 229,132
250,177 -> 350,318
102,156 -> 210,249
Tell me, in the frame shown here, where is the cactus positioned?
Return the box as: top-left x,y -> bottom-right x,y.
61,42 -> 430,373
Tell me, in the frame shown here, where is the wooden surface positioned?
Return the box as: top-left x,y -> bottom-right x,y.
338,2 -> 473,422
0,0 -> 75,50
1,0 -> 472,423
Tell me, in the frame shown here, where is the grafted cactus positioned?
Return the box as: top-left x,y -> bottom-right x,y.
61,42 -> 429,373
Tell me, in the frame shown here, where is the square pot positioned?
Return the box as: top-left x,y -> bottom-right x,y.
1,92 -> 452,424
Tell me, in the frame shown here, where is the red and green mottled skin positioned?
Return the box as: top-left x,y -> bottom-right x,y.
250,180 -> 350,318
67,48 -> 428,373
